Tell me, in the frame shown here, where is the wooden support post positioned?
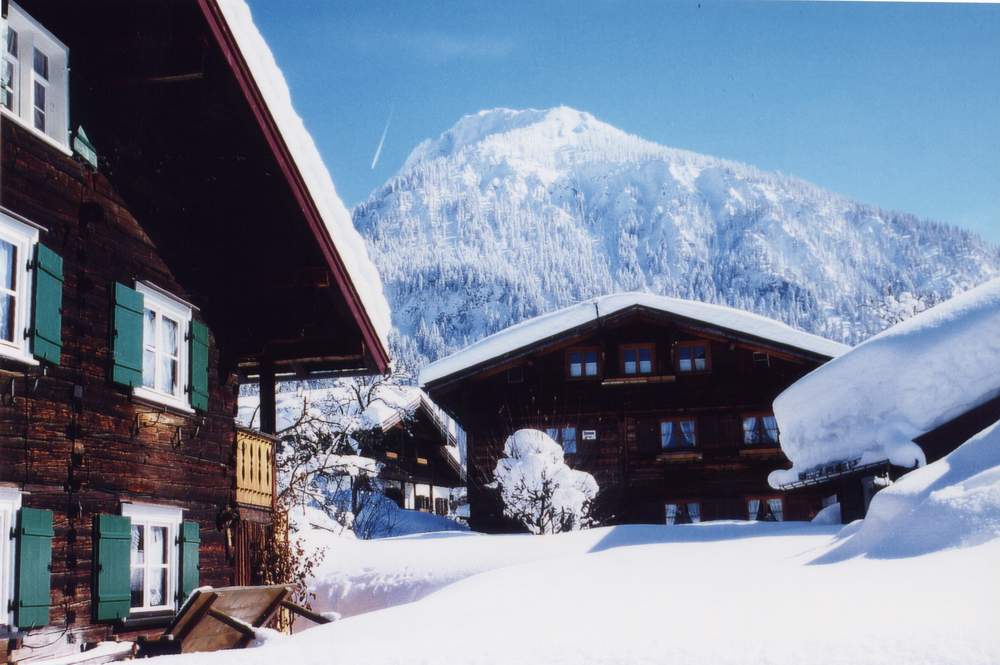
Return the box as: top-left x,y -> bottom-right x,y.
279,600 -> 332,625
207,608 -> 257,640
259,359 -> 276,435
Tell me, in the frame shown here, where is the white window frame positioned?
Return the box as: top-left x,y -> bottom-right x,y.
121,502 -> 182,615
0,211 -> 39,366
0,488 -> 22,628
1,26 -> 18,114
133,283 -> 193,413
0,2 -> 70,153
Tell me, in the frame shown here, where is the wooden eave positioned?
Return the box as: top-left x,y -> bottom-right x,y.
198,0 -> 389,374
424,304 -> 838,394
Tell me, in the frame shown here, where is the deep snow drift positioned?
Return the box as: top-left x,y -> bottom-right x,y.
771,277 -> 1000,486
815,419 -> 1000,562
154,414 -> 1000,665
158,522 -> 1000,665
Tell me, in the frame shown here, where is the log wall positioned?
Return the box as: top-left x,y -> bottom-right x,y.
0,118 -> 239,661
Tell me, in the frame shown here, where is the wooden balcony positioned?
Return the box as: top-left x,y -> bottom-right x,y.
236,428 -> 276,510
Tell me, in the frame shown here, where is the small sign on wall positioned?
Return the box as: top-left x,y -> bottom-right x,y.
582,430 -> 597,441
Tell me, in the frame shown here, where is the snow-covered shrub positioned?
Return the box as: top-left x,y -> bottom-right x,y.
492,429 -> 598,534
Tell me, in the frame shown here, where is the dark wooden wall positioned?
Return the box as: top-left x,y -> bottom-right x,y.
376,410 -> 463,490
1,119 -> 239,660
429,312 -> 828,532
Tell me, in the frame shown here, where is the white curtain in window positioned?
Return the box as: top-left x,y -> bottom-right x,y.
660,421 -> 673,448
680,420 -> 696,447
767,498 -> 784,522
742,417 -> 757,445
747,499 -> 761,521
687,503 -> 701,523
763,416 -> 779,443
665,503 -> 678,525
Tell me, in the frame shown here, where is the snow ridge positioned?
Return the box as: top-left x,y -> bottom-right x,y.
354,106 -> 1000,370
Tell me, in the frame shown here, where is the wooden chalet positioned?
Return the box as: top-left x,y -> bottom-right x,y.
420,294 -> 848,533
0,1 -> 389,661
365,389 -> 464,516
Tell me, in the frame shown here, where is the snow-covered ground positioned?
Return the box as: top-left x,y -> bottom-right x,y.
163,413 -> 1000,664
160,417 -> 999,665
164,519 -> 999,665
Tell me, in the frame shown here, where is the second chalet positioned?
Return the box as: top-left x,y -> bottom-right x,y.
420,293 -> 848,532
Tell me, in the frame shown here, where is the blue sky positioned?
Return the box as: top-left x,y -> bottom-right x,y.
247,0 -> 1000,243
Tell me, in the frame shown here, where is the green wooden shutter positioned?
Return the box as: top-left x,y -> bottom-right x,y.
93,514 -> 131,622
30,244 -> 63,364
188,320 -> 209,411
178,521 -> 200,604
14,507 -> 53,629
111,283 -> 143,388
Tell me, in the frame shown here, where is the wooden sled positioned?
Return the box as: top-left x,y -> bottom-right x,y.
135,585 -> 330,657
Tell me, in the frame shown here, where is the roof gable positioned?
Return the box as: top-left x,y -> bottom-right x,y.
420,292 -> 849,386
203,0 -> 391,370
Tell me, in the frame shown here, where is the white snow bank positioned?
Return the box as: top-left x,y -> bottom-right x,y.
152,521 -> 999,665
815,419 -> 1000,562
214,0 -> 391,350
296,519 -> 824,621
420,292 -> 848,385
771,277 -> 1000,486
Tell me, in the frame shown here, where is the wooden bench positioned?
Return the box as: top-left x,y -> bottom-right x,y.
135,585 -> 330,657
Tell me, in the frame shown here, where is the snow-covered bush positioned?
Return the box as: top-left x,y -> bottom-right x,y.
492,429 -> 598,534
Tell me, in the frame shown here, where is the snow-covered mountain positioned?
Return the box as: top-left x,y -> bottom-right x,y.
353,106 -> 1000,371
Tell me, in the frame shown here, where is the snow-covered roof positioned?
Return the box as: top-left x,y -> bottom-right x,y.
420,292 -> 849,386
770,278 -> 1000,487
214,1 -> 392,353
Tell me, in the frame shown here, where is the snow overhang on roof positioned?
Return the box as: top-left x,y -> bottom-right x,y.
419,292 -> 850,387
770,277 -> 1000,488
203,0 -> 392,370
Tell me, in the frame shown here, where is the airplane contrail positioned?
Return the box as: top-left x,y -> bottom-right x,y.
370,107 -> 393,170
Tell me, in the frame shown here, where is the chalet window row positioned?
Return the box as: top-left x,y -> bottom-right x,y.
663,497 -> 785,525
537,413 -> 779,453
0,209 -> 210,412
564,340 -> 711,379
2,491 -> 200,630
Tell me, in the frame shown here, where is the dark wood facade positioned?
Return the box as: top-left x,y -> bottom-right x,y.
423,306 -> 838,533
0,1 -> 387,661
373,399 -> 464,515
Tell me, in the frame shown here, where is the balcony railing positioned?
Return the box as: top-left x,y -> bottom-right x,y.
236,428 -> 275,509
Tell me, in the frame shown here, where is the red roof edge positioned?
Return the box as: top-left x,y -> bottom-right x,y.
197,0 -> 390,374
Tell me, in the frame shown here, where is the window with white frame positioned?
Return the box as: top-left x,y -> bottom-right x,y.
544,425 -> 578,454
1,3 -> 69,149
747,497 -> 784,522
0,212 -> 39,365
0,488 -> 22,627
742,413 -> 780,445
665,501 -> 700,525
660,418 -> 697,449
134,283 -> 192,412
121,503 -> 181,613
